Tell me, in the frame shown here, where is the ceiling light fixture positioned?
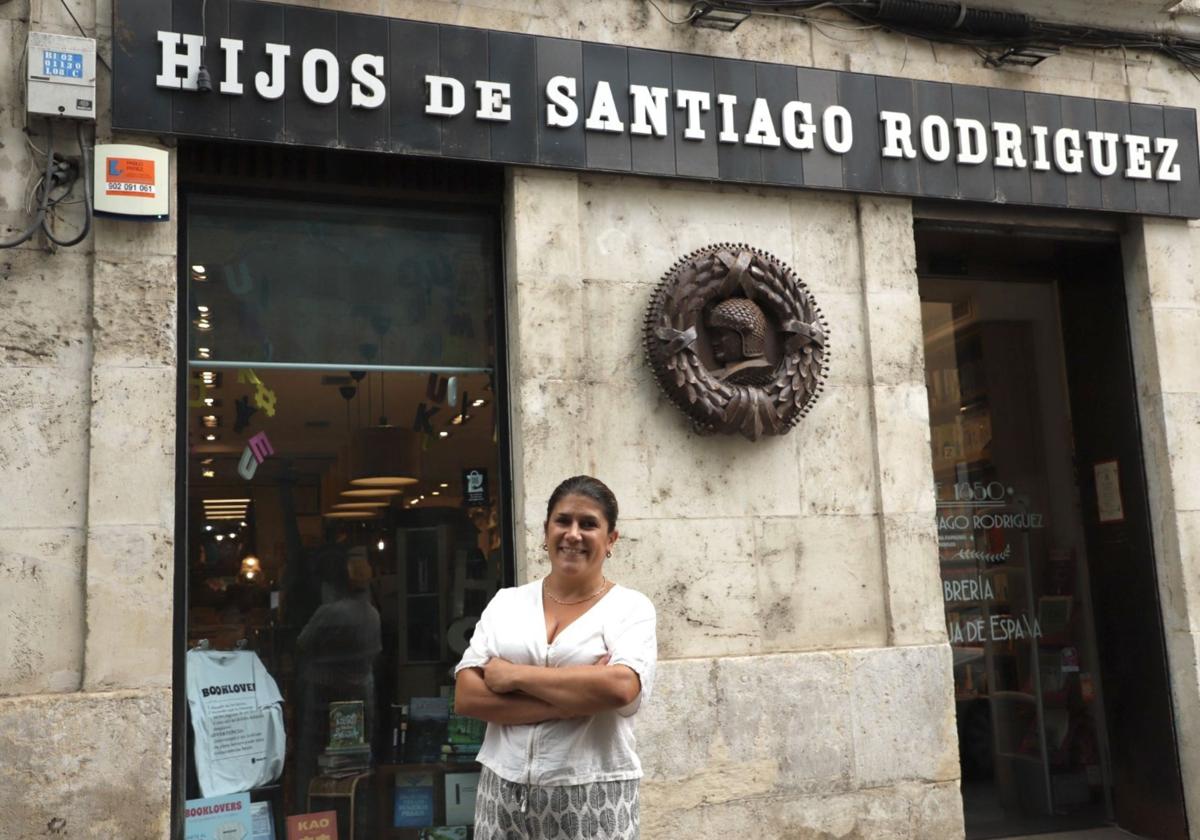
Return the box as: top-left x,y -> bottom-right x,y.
205,433 -> 218,442
472,398 -> 486,407
197,348 -> 211,360
191,265 -> 206,274
201,469 -> 215,478
340,487 -> 402,498
438,431 -> 450,438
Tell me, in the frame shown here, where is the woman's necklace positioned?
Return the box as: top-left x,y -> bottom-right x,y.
544,576 -> 610,606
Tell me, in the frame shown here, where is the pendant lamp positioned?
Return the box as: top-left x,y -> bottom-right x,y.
349,425 -> 420,487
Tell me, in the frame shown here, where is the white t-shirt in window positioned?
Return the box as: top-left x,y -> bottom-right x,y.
186,648 -> 286,797
454,580 -> 657,787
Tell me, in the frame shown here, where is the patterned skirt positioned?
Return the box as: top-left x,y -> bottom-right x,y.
474,766 -> 640,840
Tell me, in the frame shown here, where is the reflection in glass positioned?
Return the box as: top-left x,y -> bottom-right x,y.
187,195 -> 496,368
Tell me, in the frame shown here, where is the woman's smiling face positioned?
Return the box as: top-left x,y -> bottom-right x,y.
544,493 -> 618,579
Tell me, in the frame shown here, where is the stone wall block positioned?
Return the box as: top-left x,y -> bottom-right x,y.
1163,627 -> 1200,836
637,658 -> 720,782
507,169 -> 581,278
0,249 -> 91,369
795,384 -> 879,516
642,779 -> 963,840
581,176 -> 796,285
873,383 -> 937,515
0,689 -> 171,839
511,378 -> 589,532
639,652 -> 853,803
715,652 -> 854,792
83,525 -> 173,690
0,526 -> 84,696
86,365 -> 175,528
788,193 -> 862,299
1146,305 -> 1200,397
865,290 -> 927,386
616,516 -> 760,659
755,515 -> 888,652
880,511 -> 947,645
23,0 -> 96,35
581,277 -> 652,388
1170,511 -> 1200,634
0,366 -> 90,529
857,196 -> 918,295
508,273 -> 586,382
1162,392 -> 1200,512
582,377 -> 804,520
814,290 -> 869,387
1137,218 -> 1197,309
850,643 -> 959,787
92,256 -> 176,368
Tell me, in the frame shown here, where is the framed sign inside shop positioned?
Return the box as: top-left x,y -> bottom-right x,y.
113,0 -> 1200,217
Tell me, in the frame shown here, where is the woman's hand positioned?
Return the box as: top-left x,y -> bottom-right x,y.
483,657 -> 522,694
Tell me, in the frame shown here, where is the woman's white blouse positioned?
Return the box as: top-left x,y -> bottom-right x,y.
454,579 -> 658,787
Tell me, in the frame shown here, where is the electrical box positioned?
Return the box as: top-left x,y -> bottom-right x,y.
26,32 -> 97,120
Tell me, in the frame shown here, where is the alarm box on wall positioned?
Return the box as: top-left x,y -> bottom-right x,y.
26,32 -> 96,120
93,144 -> 171,220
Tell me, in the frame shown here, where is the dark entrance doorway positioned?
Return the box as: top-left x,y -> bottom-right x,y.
916,225 -> 1188,840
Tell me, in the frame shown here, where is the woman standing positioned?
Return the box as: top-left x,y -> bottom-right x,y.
454,476 -> 657,840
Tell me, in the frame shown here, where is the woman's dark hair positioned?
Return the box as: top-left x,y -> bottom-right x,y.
546,476 -> 619,532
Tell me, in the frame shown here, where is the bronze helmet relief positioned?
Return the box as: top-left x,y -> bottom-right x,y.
643,243 -> 829,440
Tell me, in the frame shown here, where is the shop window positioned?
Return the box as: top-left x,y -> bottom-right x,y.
182,191 -> 506,840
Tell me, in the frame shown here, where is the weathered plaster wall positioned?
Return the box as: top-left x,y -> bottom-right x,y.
2,0 -> 1200,837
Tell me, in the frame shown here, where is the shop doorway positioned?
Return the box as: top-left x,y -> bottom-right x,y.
917,226 -> 1188,840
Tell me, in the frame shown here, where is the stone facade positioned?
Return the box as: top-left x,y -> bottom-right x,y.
1,0 -> 1199,838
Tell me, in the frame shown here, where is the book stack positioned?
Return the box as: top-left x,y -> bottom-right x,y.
405,697 -> 450,764
318,700 -> 371,777
442,688 -> 484,764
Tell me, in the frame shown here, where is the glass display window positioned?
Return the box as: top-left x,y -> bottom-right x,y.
182,189 -> 507,840
921,264 -> 1113,838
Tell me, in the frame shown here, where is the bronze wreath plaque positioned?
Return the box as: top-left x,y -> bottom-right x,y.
643,244 -> 829,441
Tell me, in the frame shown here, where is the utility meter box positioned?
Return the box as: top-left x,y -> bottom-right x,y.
26,32 -> 97,120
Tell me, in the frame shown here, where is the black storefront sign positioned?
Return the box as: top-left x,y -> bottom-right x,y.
113,0 -> 1200,218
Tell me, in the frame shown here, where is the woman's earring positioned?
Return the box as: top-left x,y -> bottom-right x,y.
541,543 -> 548,550
606,550 -> 612,558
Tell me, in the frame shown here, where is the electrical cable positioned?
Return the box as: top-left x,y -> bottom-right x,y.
0,119 -> 93,250
693,0 -> 1200,73
0,122 -> 58,249
57,0 -> 111,72
41,121 -> 92,248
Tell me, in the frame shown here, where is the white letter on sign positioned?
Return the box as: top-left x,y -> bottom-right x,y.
476,80 -> 511,122
426,75 -> 465,116
351,55 -> 385,109
585,81 -> 624,133
880,111 -> 916,159
629,85 -> 668,137
156,31 -> 204,91
255,43 -> 291,100
822,105 -> 853,154
546,75 -> 579,127
219,38 -> 244,95
302,49 -> 339,105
